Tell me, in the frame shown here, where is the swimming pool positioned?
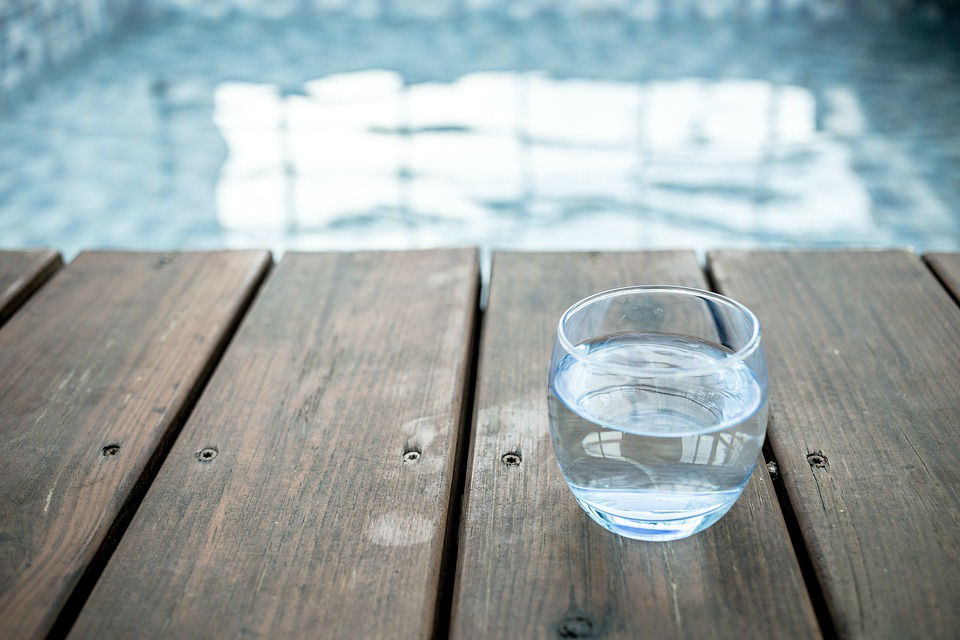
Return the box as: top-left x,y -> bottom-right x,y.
2,7 -> 959,260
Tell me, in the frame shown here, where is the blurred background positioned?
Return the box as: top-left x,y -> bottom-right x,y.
1,0 -> 959,262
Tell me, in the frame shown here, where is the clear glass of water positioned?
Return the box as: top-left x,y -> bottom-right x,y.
547,286 -> 768,541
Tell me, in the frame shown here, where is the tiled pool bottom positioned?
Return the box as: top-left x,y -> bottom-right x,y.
1,14 -> 959,260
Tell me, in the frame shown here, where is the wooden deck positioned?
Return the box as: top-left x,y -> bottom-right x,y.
0,248 -> 958,639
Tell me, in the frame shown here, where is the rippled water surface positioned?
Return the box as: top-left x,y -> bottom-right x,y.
1,14 -> 959,258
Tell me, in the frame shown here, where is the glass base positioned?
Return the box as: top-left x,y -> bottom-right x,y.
574,495 -> 737,541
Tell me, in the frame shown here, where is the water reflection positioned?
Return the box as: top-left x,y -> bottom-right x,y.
3,13 -> 957,258
581,429 -> 735,468
213,70 -> 886,250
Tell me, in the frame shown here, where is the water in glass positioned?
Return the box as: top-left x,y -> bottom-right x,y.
549,332 -> 767,541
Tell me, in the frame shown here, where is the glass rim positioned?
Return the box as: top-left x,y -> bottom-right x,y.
556,285 -> 763,378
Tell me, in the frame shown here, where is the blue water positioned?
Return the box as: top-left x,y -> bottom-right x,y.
548,334 -> 767,541
1,13 -> 959,259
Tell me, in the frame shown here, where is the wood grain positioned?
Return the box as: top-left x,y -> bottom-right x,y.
0,248 -> 62,326
709,250 -> 960,639
70,250 -> 479,639
925,252 -> 960,302
0,250 -> 270,640
452,252 -> 819,640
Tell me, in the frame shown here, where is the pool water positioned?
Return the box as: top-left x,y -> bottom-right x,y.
1,13 -> 959,259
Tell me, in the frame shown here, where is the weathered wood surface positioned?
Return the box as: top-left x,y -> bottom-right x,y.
71,250 -> 479,639
0,251 -> 270,639
0,248 -> 62,326
709,250 -> 960,639
452,252 -> 819,639
925,252 -> 960,301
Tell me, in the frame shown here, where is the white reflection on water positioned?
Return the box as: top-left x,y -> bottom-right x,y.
212,70 -> 885,251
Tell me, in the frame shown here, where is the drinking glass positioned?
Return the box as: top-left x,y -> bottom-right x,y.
547,286 -> 768,541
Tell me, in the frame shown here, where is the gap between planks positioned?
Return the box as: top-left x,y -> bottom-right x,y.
923,253 -> 960,307
433,280 -> 483,640
704,260 -> 838,640
0,248 -> 63,327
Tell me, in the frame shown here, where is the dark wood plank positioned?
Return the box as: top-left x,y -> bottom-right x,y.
70,250 -> 479,639
709,250 -> 960,639
0,250 -> 270,639
925,252 -> 960,302
452,252 -> 819,639
0,248 -> 62,326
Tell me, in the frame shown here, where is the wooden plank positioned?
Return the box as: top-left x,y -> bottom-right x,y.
709,250 -> 960,639
0,250 -> 270,639
925,252 -> 960,302
452,252 -> 819,639
0,248 -> 62,326
70,250 -> 479,639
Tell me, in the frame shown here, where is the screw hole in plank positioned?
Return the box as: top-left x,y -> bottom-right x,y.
806,451 -> 828,469
501,452 -> 522,466
556,614 -> 594,638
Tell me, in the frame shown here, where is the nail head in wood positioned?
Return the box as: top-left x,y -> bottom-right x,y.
101,444 -> 120,457
196,447 -> 218,462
